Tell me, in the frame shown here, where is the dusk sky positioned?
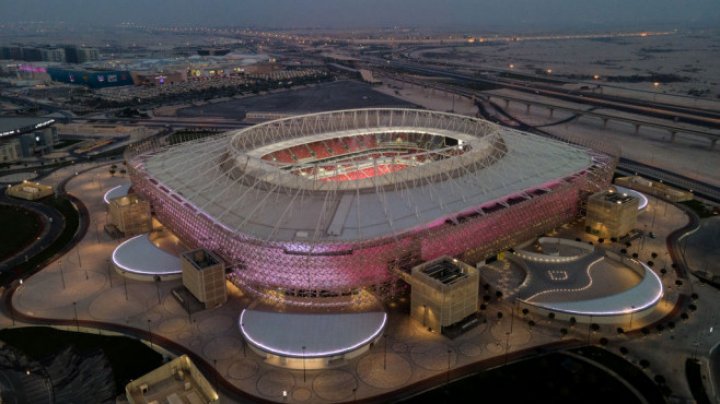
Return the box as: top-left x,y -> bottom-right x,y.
1,0 -> 719,30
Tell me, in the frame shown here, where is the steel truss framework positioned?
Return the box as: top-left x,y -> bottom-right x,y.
125,109 -> 617,307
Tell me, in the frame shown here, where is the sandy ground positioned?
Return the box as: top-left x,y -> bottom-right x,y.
411,30 -> 720,102
372,78 -> 720,188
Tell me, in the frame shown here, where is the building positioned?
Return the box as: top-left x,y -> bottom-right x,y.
130,70 -> 187,86
5,180 -> 54,200
409,257 -> 479,333
62,46 -> 100,64
0,141 -> 21,163
585,189 -> 639,238
125,109 -> 616,308
125,355 -> 218,404
615,175 -> 693,202
0,117 -> 57,162
108,194 -> 152,237
181,249 -> 227,309
46,67 -> 134,88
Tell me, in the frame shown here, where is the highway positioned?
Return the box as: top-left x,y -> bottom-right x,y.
474,93 -> 720,204
380,61 -> 720,128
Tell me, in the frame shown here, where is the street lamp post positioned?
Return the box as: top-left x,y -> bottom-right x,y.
76,245 -> 82,268
105,259 -> 113,288
147,319 -> 153,349
58,259 -> 66,290
383,334 -> 388,370
302,346 -> 307,384
72,301 -> 79,332
446,349 -> 452,387
122,271 -> 128,300
241,322 -> 246,357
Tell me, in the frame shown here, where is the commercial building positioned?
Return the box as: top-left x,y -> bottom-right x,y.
46,67 -> 134,88
181,249 -> 227,309
585,189 -> 639,238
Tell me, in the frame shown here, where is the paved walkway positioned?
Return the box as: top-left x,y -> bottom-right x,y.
0,162 -> 710,403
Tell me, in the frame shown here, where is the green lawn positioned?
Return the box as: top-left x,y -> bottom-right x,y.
0,204 -> 42,261
401,349 -> 660,404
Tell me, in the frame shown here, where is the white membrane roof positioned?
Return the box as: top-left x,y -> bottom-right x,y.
138,109 -> 593,243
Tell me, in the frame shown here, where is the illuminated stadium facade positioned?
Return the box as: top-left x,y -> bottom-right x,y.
126,109 -> 616,307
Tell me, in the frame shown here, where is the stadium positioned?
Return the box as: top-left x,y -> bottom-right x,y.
125,108 -> 616,308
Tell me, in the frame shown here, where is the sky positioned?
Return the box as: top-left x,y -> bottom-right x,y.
1,0 -> 718,31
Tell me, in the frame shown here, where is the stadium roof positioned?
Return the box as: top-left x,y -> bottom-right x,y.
137,109 -> 594,243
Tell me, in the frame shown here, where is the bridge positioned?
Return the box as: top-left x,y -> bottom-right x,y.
381,73 -> 720,150
481,92 -> 720,149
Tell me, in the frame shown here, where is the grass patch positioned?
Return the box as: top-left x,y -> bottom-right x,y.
680,200 -> 715,218
0,327 -> 164,395
0,204 -> 42,261
686,359 -> 712,404
401,350 -> 651,403
0,196 -> 79,286
570,346 -> 667,402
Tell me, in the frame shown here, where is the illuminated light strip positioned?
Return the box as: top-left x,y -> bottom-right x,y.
103,184 -> 129,204
111,234 -> 182,276
521,259 -> 664,316
239,309 -> 387,358
613,185 -> 648,211
525,256 -> 605,301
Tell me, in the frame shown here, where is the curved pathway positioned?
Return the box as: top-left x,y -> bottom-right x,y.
0,156 -> 706,403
